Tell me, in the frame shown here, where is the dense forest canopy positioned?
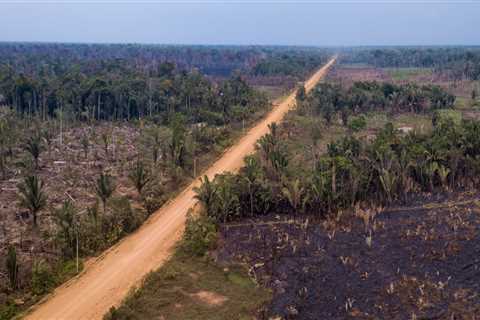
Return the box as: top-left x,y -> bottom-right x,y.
0,43 -> 330,122
251,50 -> 329,77
0,43 -> 330,77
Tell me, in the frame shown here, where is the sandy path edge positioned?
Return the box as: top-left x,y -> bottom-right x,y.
23,57 -> 336,320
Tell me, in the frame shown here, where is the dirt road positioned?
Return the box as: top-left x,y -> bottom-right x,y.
24,57 -> 336,320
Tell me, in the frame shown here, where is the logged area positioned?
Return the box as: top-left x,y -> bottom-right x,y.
17,57 -> 336,320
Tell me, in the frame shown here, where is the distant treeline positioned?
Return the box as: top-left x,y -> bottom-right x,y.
0,43 -> 263,77
0,43 -> 331,121
251,50 -> 329,77
340,47 -> 480,80
0,43 -> 330,78
0,61 -> 269,123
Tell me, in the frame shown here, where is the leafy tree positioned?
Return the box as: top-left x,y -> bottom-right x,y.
53,200 -> 77,258
128,160 -> 151,195
296,85 -> 307,104
182,211 -> 217,256
31,260 -> 56,295
169,114 -> 187,168
348,115 -> 367,132
18,175 -> 47,226
95,172 -> 116,214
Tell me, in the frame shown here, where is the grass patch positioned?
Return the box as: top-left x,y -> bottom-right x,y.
105,252 -> 271,320
385,68 -> 432,81
392,113 -> 433,133
254,85 -> 289,101
363,111 -> 432,134
433,109 -> 463,126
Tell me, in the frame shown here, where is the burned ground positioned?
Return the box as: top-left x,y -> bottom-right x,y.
217,192 -> 480,319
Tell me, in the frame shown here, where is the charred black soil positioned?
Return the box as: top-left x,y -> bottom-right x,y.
217,192 -> 480,319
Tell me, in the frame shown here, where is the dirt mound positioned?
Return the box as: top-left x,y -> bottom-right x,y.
190,291 -> 228,306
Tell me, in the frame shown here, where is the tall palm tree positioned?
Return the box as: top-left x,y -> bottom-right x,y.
24,134 -> 43,169
282,179 -> 308,213
193,175 -> 217,217
53,199 -> 77,258
18,175 -> 47,226
128,160 -> 151,195
242,156 -> 259,216
95,172 -> 116,214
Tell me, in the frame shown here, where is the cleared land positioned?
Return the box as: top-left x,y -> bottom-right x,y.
23,58 -> 337,320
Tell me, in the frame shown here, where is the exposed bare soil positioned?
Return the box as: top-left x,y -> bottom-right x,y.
0,124 -> 142,288
190,291 -> 228,307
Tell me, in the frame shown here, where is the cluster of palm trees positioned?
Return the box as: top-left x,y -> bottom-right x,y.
195,116 -> 480,223
299,81 -> 455,126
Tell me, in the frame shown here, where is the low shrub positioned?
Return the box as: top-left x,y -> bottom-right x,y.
181,211 -> 217,256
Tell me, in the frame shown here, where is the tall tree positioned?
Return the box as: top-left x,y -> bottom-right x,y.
18,175 -> 48,226
95,172 -> 116,214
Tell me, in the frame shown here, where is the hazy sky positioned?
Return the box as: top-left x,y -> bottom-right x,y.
1,0 -> 479,46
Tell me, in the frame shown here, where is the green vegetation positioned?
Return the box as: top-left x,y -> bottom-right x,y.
6,246 -> 18,291
17,175 -> 48,227
192,80 -> 475,223
95,172 -> 116,214
104,215 -> 270,320
105,255 -> 270,320
128,160 -> 151,195
385,67 -> 432,81
302,81 -> 454,126
432,109 -> 463,126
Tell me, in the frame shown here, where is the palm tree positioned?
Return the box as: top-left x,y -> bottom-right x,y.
95,172 -> 116,214
437,164 -> 450,191
310,172 -> 327,213
215,176 -> 240,223
242,156 -> 259,216
128,160 -> 151,195
379,168 -> 397,204
24,134 -> 43,169
282,179 -> 308,213
193,175 -> 217,217
18,175 -> 47,226
53,200 -> 77,258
